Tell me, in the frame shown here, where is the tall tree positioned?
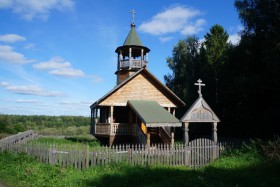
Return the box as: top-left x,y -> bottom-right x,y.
202,24 -> 229,105
164,36 -> 200,113
223,0 -> 280,137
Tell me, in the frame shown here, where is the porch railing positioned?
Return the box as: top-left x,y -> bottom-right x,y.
111,123 -> 134,135
119,59 -> 147,69
95,123 -> 137,135
95,123 -> 110,135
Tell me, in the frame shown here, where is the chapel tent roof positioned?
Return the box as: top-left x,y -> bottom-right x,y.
123,24 -> 143,46
128,100 -> 181,127
115,24 -> 150,56
90,68 -> 185,108
180,97 -> 220,123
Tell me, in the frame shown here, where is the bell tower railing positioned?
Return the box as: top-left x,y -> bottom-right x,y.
119,59 -> 147,69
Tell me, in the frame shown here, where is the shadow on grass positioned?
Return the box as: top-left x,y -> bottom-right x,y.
83,160 -> 280,187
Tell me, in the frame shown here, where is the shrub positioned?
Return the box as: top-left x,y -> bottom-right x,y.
0,133 -> 9,139
261,136 -> 280,160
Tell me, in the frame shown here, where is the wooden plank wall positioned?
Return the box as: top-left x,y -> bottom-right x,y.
100,73 -> 176,107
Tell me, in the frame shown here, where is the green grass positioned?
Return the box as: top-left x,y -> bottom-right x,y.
30,135 -> 101,149
0,141 -> 279,187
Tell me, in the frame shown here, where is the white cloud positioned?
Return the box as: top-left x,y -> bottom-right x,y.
33,56 -> 71,70
0,0 -> 12,8
227,25 -> 242,45
15,99 -> 41,103
0,45 -> 35,64
90,75 -> 104,83
180,18 -> 206,35
228,33 -> 241,45
80,101 -> 92,106
139,5 -> 204,36
33,56 -> 85,78
159,36 -> 174,43
0,81 -> 63,97
0,81 -> 9,87
59,100 -> 77,105
0,34 -> 26,43
229,25 -> 244,33
24,43 -> 36,50
0,0 -> 74,21
49,68 -> 86,78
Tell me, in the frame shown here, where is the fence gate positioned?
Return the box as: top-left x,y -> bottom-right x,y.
187,138 -> 219,167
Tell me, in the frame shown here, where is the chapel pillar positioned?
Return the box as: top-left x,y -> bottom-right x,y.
147,129 -> 150,147
212,122 -> 218,144
183,122 -> 189,145
171,127 -> 174,148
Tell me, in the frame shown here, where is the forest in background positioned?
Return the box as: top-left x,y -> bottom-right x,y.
165,0 -> 280,138
0,114 -> 90,138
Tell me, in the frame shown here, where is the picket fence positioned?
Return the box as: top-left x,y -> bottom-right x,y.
0,131 -> 246,169
0,130 -> 38,145
1,139 -> 222,169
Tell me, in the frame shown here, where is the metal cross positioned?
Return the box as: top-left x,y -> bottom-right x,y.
130,9 -> 136,23
195,79 -> 205,97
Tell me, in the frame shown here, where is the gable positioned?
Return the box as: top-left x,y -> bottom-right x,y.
180,97 -> 220,122
99,71 -> 182,107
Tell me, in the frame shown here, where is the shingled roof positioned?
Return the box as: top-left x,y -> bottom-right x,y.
128,100 -> 181,127
123,24 -> 143,46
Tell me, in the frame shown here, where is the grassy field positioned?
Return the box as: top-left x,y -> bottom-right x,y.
0,140 -> 279,187
31,135 -> 100,147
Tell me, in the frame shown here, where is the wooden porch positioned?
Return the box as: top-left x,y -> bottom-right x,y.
92,122 -> 147,145
90,101 -> 180,146
94,123 -> 138,136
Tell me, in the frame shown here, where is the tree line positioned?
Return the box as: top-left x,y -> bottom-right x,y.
165,0 -> 279,138
0,114 -> 90,135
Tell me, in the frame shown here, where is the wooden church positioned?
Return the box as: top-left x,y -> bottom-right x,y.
90,17 -> 185,146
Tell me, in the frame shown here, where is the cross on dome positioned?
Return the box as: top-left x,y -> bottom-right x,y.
195,79 -> 205,97
130,9 -> 136,24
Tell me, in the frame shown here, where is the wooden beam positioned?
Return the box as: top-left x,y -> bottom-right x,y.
147,128 -> 150,147
212,122 -> 218,144
183,122 -> 189,145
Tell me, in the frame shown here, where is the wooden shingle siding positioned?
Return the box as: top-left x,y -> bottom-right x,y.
100,72 -> 177,107
117,71 -> 136,85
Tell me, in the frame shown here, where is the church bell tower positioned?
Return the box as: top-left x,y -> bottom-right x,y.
115,10 -> 150,85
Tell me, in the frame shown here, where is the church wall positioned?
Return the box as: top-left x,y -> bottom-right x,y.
117,71 -> 135,85
100,72 -> 177,107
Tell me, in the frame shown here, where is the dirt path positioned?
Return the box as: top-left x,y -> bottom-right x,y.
0,182 -> 6,187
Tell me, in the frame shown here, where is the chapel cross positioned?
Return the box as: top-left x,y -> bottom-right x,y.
195,79 -> 205,97
130,9 -> 136,24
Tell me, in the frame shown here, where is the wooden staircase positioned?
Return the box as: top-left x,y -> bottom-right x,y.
149,127 -> 171,145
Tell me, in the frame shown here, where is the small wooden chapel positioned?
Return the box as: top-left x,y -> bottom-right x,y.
90,13 -> 185,146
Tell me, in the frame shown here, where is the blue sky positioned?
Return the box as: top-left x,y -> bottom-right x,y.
0,0 -> 241,116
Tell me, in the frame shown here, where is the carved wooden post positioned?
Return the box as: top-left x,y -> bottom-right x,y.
147,128 -> 150,147
110,106 -> 114,123
129,48 -> 132,68
183,122 -> 189,145
171,127 -> 174,148
110,106 -> 114,134
95,108 -> 98,123
146,52 -> 148,67
212,122 -> 217,144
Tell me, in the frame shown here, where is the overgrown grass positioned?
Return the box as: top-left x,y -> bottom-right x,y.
0,139 -> 279,187
30,135 -> 101,148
